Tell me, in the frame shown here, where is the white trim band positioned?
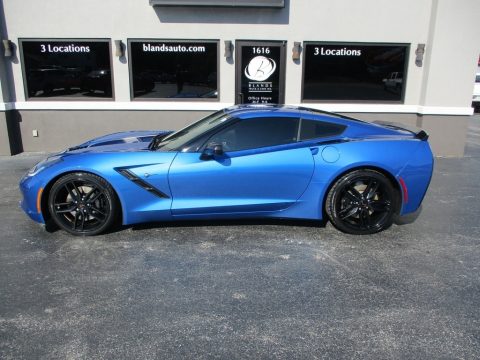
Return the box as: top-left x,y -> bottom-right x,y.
0,102 -> 15,111
2,101 -> 231,112
0,101 -> 475,115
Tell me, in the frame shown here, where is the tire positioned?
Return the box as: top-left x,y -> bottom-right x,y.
325,169 -> 396,235
48,172 -> 119,236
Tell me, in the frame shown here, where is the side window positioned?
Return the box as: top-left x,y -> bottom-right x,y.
299,119 -> 346,141
207,117 -> 299,152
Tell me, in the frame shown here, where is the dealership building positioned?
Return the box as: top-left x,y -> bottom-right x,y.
0,0 -> 479,156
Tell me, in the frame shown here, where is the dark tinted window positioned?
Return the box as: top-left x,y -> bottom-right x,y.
300,119 -> 346,140
129,40 -> 218,99
207,117 -> 299,151
21,40 -> 112,99
303,43 -> 408,102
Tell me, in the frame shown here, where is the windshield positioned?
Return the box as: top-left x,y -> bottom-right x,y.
154,110 -> 230,151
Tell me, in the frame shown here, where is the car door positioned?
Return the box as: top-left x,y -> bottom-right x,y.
168,115 -> 315,216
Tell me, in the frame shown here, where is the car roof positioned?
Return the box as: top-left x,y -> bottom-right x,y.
222,104 -> 366,125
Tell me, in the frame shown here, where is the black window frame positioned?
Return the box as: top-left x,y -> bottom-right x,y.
301,41 -> 410,104
235,40 -> 287,105
19,38 -> 115,101
127,39 -> 220,102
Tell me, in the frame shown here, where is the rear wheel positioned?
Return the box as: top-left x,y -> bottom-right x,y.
325,169 -> 396,235
48,172 -> 118,236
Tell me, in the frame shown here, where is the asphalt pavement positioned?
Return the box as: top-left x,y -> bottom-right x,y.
1,116 -> 479,359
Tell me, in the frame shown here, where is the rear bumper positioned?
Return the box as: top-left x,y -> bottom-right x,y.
397,142 -> 434,216
394,204 -> 423,225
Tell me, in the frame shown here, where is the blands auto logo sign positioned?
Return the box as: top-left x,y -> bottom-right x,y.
244,56 -> 277,81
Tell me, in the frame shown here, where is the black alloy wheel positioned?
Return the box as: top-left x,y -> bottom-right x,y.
48,172 -> 119,236
326,169 -> 396,235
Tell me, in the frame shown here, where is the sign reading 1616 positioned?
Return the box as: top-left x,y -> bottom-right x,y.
253,47 -> 270,55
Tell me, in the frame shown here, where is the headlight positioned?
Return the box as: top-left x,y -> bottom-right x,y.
26,156 -> 63,177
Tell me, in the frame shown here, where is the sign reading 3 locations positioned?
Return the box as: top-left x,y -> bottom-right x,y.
20,39 -> 112,99
303,42 -> 409,102
238,42 -> 285,104
39,44 -> 91,53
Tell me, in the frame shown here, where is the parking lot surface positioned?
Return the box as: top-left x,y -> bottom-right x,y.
1,117 -> 480,359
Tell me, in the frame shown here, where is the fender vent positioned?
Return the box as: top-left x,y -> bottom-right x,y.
116,168 -> 169,199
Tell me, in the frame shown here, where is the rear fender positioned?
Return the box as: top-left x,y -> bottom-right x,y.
305,139 -> 426,218
396,141 -> 434,214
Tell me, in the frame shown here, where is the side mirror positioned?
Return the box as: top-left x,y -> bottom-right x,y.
200,143 -> 224,160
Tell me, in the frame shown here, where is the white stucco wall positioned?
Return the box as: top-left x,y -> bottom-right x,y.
1,0 -> 479,113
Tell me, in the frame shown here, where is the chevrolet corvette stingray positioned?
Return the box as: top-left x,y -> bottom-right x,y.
19,105 -> 434,235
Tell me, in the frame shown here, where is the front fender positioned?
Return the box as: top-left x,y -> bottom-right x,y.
30,151 -> 178,226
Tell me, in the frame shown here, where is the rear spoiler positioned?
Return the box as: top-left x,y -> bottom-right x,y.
373,120 -> 429,141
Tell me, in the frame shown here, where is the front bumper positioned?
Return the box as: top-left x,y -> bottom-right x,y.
19,174 -> 45,224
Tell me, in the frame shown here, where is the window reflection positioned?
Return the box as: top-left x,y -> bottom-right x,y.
21,40 -> 113,99
207,117 -> 299,151
303,43 -> 408,102
129,41 -> 218,99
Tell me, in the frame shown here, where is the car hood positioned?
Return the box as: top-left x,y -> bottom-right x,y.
62,130 -> 174,154
65,141 -> 151,154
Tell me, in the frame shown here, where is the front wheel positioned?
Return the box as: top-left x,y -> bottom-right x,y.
48,172 -> 119,236
325,169 -> 396,235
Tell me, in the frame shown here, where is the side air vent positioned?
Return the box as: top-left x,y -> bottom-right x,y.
116,168 -> 170,199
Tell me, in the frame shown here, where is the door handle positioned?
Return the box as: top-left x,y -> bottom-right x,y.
310,147 -> 319,155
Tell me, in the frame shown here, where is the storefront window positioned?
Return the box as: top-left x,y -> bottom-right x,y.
20,39 -> 113,99
129,40 -> 218,100
302,43 -> 409,102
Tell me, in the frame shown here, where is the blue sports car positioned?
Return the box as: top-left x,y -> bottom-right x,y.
19,105 -> 434,236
